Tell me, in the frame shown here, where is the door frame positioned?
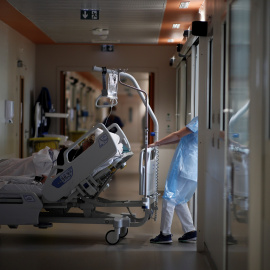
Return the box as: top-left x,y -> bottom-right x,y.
19,76 -> 24,158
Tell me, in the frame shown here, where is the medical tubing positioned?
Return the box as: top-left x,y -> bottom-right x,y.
101,67 -> 108,96
104,105 -> 113,127
154,147 -> 159,221
127,207 -> 136,218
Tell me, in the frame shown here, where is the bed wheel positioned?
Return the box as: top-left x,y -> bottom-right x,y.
119,227 -> 128,238
34,222 -> 53,229
105,230 -> 120,245
8,225 -> 18,229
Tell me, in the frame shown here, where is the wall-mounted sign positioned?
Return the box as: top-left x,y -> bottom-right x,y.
80,9 -> 99,20
101,45 -> 114,52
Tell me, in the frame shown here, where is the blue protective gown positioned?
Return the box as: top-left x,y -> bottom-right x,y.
163,116 -> 198,205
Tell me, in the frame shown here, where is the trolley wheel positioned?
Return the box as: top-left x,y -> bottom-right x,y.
105,230 -> 120,245
8,225 -> 18,229
119,227 -> 128,238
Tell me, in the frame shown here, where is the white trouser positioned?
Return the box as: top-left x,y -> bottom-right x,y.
160,199 -> 195,235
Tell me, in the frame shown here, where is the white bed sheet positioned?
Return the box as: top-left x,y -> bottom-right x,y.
0,147 -> 59,178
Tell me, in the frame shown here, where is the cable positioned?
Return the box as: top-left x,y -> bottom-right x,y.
103,104 -> 113,126
154,147 -> 160,221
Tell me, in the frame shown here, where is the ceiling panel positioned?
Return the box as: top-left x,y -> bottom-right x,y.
7,0 -> 166,44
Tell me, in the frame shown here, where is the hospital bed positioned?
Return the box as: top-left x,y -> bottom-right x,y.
0,118 -> 158,244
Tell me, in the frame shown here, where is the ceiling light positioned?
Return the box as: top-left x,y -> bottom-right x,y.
91,39 -> 120,44
92,28 -> 109,36
92,28 -> 109,41
168,39 -> 174,43
172,24 -> 180,29
179,1 -> 190,9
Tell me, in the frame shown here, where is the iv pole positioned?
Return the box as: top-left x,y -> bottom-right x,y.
93,66 -> 159,200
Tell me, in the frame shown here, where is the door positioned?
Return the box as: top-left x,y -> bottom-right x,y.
60,71 -> 66,135
226,0 -> 250,269
176,43 -> 199,226
176,60 -> 186,130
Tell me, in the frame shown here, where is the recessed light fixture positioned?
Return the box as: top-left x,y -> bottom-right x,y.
172,24 -> 180,29
92,28 -> 109,35
92,39 -> 120,44
168,39 -> 174,43
179,1 -> 190,9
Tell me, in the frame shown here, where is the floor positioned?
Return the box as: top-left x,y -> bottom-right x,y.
227,200 -> 249,270
0,171 -> 211,270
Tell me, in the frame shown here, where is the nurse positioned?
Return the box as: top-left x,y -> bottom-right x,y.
149,116 -> 198,244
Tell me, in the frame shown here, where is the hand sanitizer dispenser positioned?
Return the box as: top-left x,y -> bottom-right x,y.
5,100 -> 14,124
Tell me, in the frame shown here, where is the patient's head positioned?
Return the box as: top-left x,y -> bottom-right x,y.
82,134 -> 95,151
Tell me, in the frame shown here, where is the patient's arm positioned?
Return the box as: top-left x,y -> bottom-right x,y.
41,175 -> 47,184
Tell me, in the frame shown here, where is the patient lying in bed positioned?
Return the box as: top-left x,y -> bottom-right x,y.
0,134 -> 95,185
0,128 -> 124,196
0,146 -> 58,195
56,133 -> 95,171
0,147 -> 59,181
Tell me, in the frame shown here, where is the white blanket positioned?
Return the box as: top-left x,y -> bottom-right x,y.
0,130 -> 123,196
0,179 -> 43,196
0,147 -> 58,197
0,147 -> 59,178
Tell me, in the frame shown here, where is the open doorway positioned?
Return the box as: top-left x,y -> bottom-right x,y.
60,70 -> 154,173
61,71 -> 153,143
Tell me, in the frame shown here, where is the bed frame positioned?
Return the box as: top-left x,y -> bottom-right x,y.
0,123 -> 158,244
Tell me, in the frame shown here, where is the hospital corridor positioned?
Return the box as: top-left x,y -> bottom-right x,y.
0,171 -> 210,270
1,0 -> 270,270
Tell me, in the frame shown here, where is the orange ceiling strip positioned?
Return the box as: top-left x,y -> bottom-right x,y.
0,0 -> 54,44
158,0 -> 201,44
77,72 -> 103,90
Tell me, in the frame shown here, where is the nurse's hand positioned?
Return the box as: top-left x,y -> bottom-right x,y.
148,142 -> 158,148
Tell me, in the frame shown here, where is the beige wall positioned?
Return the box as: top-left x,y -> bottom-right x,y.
35,44 -> 176,137
0,21 -> 36,158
